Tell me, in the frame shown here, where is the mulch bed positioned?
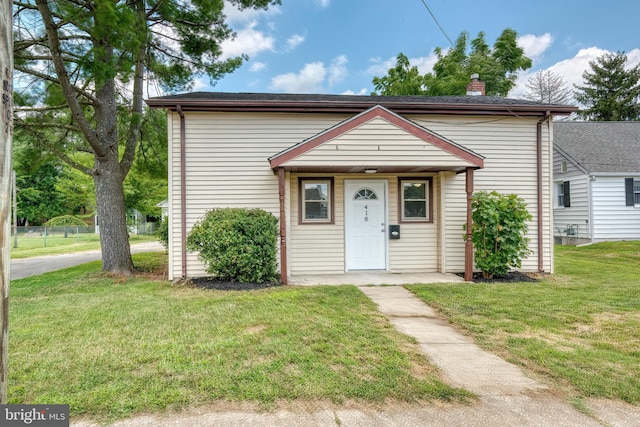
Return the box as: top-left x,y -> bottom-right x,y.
456,271 -> 541,283
190,277 -> 282,291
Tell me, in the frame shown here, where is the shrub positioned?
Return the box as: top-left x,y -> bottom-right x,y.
156,216 -> 168,248
186,208 -> 279,283
468,191 -> 533,279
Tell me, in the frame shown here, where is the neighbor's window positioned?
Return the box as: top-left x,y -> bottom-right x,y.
556,181 -> 570,208
300,178 -> 332,223
400,178 -> 431,222
626,178 -> 640,206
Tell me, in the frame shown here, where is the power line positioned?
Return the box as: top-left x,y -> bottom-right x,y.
419,0 -> 454,47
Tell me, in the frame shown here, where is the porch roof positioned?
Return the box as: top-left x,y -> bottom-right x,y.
268,105 -> 484,174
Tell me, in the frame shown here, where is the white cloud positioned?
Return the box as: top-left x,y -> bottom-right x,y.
286,34 -> 305,51
220,21 -> 275,60
342,88 -> 368,95
328,55 -> 348,86
509,46 -> 640,100
315,0 -> 330,8
249,61 -> 267,72
270,62 -> 327,93
517,33 -> 553,63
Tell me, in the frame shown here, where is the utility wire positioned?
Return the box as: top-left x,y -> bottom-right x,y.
419,0 -> 454,47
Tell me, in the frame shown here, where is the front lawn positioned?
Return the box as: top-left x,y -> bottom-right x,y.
9,253 -> 468,421
407,241 -> 640,405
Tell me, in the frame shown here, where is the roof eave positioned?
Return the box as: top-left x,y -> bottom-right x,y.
145,98 -> 577,116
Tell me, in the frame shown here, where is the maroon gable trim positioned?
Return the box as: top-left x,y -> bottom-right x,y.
269,105 -> 484,170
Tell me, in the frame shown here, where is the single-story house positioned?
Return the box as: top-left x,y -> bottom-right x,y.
553,121 -> 640,244
146,83 -> 575,283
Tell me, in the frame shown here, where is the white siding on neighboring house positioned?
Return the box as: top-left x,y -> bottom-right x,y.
592,177 -> 640,241
552,148 -> 591,240
410,115 -> 553,273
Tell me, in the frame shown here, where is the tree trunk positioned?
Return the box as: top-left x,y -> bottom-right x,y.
94,150 -> 134,274
93,61 -> 135,275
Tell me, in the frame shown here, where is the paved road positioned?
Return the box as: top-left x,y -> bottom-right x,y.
10,241 -> 164,279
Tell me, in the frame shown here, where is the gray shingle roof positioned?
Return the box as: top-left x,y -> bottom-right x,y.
554,121 -> 640,173
146,91 -> 576,115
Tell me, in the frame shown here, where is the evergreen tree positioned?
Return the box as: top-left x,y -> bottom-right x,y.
574,51 -> 640,121
13,0 -> 280,274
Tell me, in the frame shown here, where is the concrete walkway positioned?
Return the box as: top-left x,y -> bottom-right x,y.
74,284 -> 640,426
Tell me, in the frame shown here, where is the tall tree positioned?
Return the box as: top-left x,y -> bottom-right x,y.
13,0 -> 280,274
372,28 -> 532,97
574,51 -> 640,121
525,70 -> 573,104
372,53 -> 427,96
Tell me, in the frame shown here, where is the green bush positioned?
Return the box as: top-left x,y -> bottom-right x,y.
156,216 -> 168,248
186,208 -> 279,283
468,191 -> 533,279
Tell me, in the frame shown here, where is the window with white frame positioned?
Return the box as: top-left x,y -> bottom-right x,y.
300,178 -> 332,223
400,178 -> 432,222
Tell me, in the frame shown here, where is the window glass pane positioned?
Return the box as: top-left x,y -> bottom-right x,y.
404,201 -> 427,218
404,182 -> 425,199
304,183 -> 328,201
305,201 -> 328,219
635,180 -> 640,205
354,188 -> 377,200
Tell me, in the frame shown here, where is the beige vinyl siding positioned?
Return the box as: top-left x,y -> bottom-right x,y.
290,176 -> 345,274
388,175 -> 439,272
289,174 -> 439,274
409,115 -> 553,273
285,118 -> 473,169
169,111 -> 350,278
169,110 -> 554,278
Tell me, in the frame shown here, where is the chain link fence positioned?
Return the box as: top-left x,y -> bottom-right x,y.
11,223 -> 158,249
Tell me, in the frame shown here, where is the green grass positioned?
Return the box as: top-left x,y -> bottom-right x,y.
407,241 -> 640,405
10,234 -> 158,258
9,253 -> 469,421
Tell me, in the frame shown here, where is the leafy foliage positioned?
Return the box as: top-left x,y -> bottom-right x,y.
156,216 -> 168,248
469,191 -> 532,278
574,51 -> 640,121
186,208 -> 279,283
13,0 -> 280,273
44,215 -> 87,227
371,28 -> 532,96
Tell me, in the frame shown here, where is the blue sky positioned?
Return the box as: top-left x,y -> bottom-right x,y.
191,0 -> 640,98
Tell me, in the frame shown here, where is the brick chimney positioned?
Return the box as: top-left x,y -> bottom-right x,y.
466,74 -> 485,96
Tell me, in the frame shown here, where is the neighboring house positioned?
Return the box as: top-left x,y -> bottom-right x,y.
147,87 -> 574,282
554,121 -> 640,244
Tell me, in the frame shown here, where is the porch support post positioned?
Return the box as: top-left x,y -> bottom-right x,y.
277,167 -> 288,285
464,167 -> 474,281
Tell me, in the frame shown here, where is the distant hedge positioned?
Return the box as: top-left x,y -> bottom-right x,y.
186,208 -> 278,283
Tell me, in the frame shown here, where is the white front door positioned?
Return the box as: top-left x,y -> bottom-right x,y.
345,180 -> 387,270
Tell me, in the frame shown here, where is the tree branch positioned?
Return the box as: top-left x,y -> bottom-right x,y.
35,0 -> 104,157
